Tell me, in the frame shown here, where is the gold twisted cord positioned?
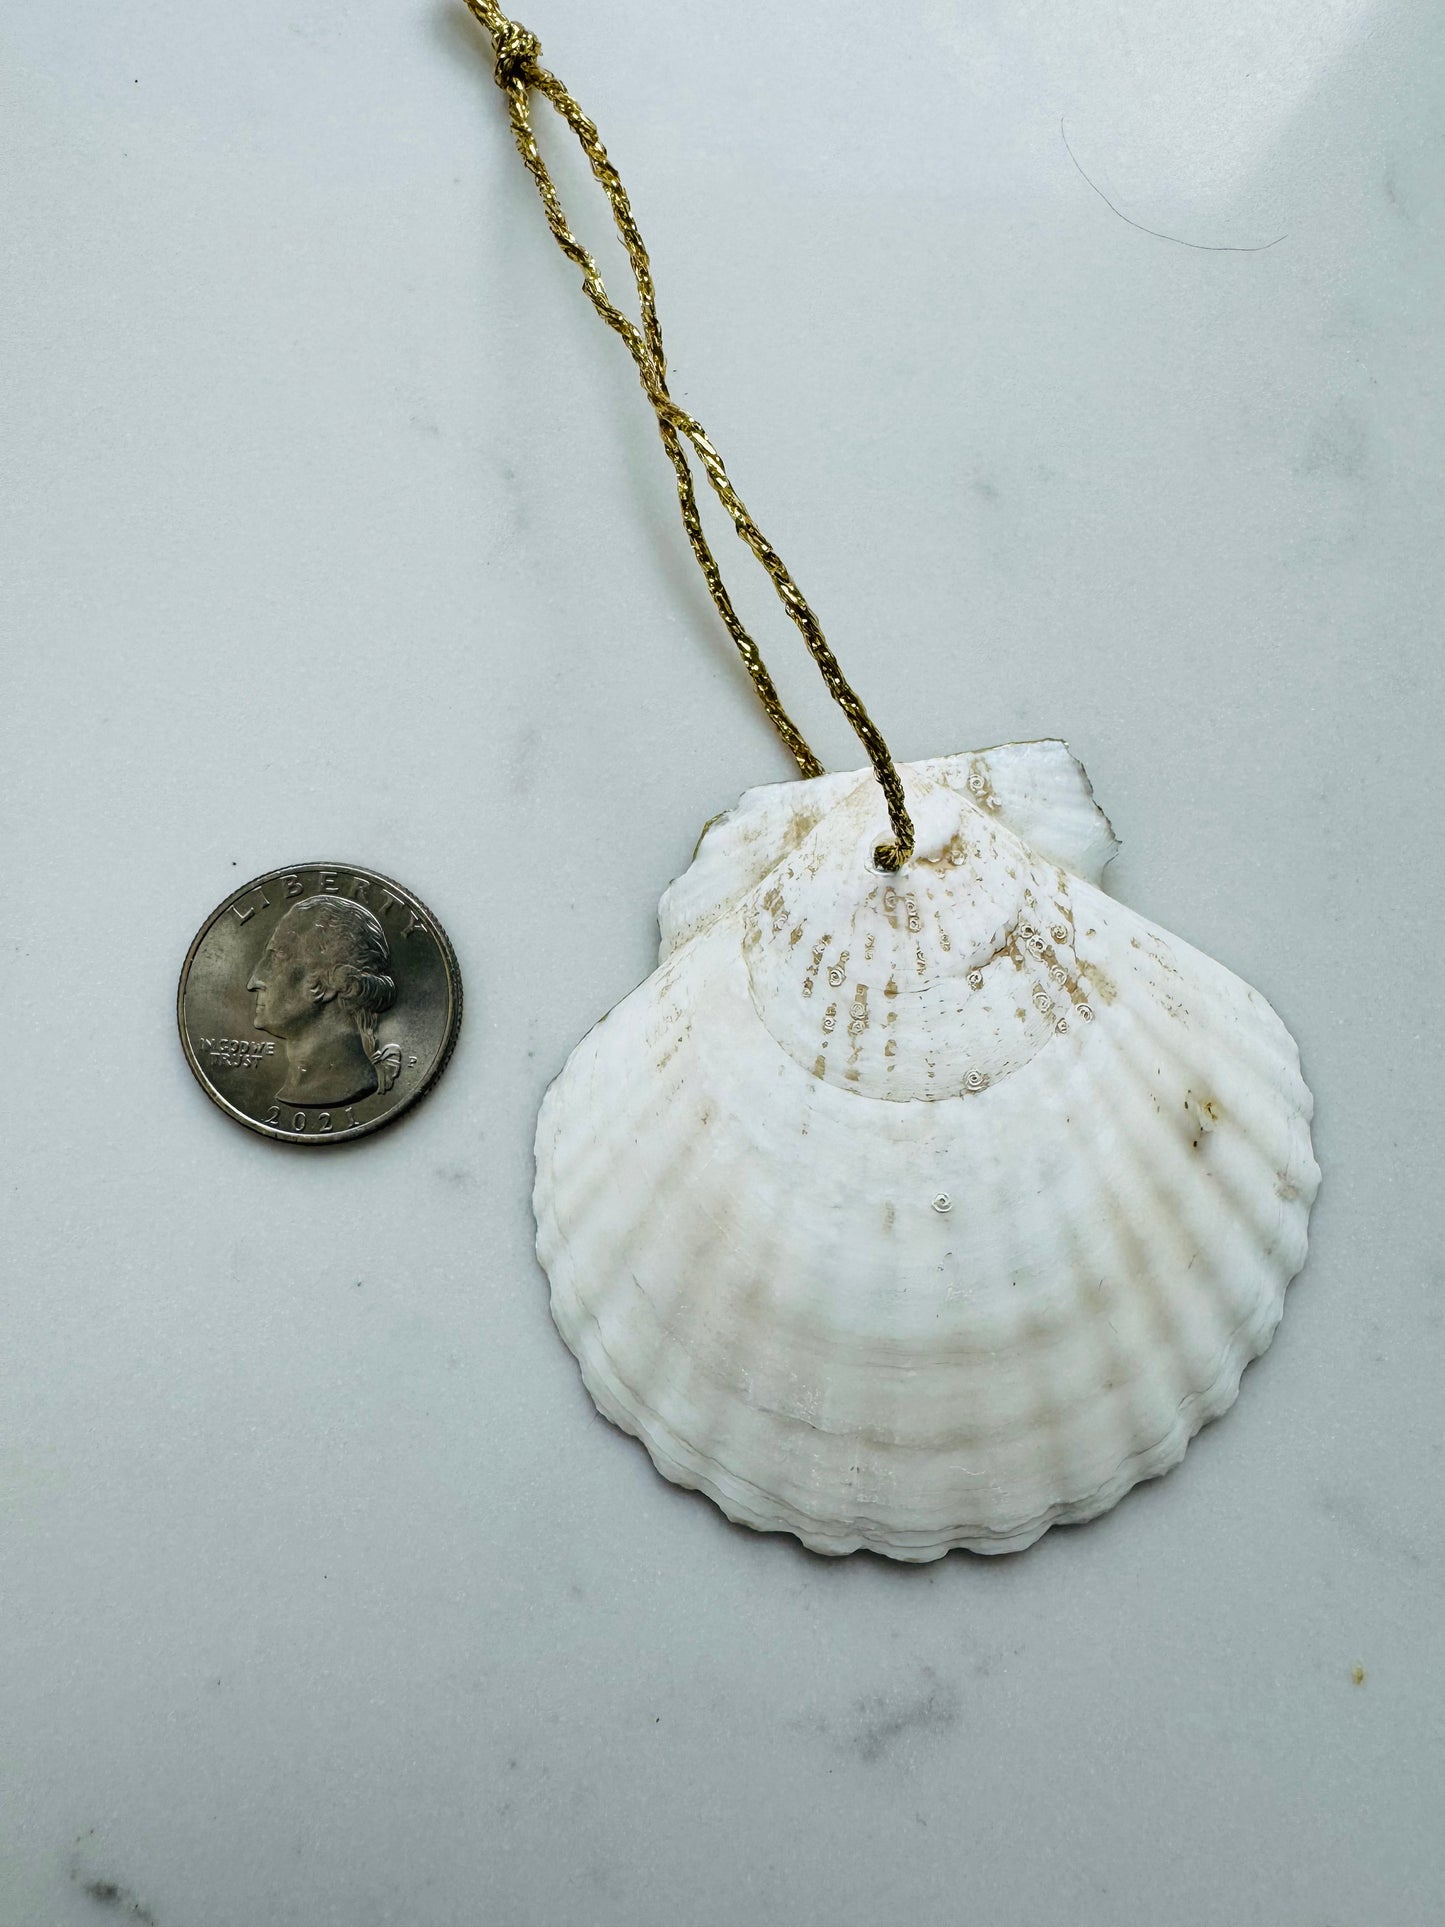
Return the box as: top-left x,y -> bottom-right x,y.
464,2 -> 915,870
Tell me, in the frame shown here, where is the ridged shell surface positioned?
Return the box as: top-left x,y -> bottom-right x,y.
535,742 -> 1319,1558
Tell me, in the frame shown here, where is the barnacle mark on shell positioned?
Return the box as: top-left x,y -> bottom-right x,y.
536,742 -> 1319,1559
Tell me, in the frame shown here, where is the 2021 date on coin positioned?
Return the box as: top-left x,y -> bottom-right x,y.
177,864 -> 462,1145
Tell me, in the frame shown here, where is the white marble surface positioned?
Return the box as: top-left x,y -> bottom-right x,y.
2,2 -> 1441,1923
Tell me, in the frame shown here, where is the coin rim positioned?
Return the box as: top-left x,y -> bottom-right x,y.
176,862 -> 463,1147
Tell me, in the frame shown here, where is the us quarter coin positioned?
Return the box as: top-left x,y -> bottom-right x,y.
177,864 -> 462,1145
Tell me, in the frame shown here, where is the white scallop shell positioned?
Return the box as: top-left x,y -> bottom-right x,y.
535,741 -> 1319,1559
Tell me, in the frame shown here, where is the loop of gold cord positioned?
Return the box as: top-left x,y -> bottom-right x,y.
463,1 -> 915,870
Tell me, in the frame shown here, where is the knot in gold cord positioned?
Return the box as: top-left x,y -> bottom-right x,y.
491,18 -> 541,90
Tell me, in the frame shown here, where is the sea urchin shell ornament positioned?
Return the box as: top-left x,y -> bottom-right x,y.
535,743 -> 1319,1558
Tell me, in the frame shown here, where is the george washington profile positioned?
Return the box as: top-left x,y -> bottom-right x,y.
247,896 -> 403,1107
